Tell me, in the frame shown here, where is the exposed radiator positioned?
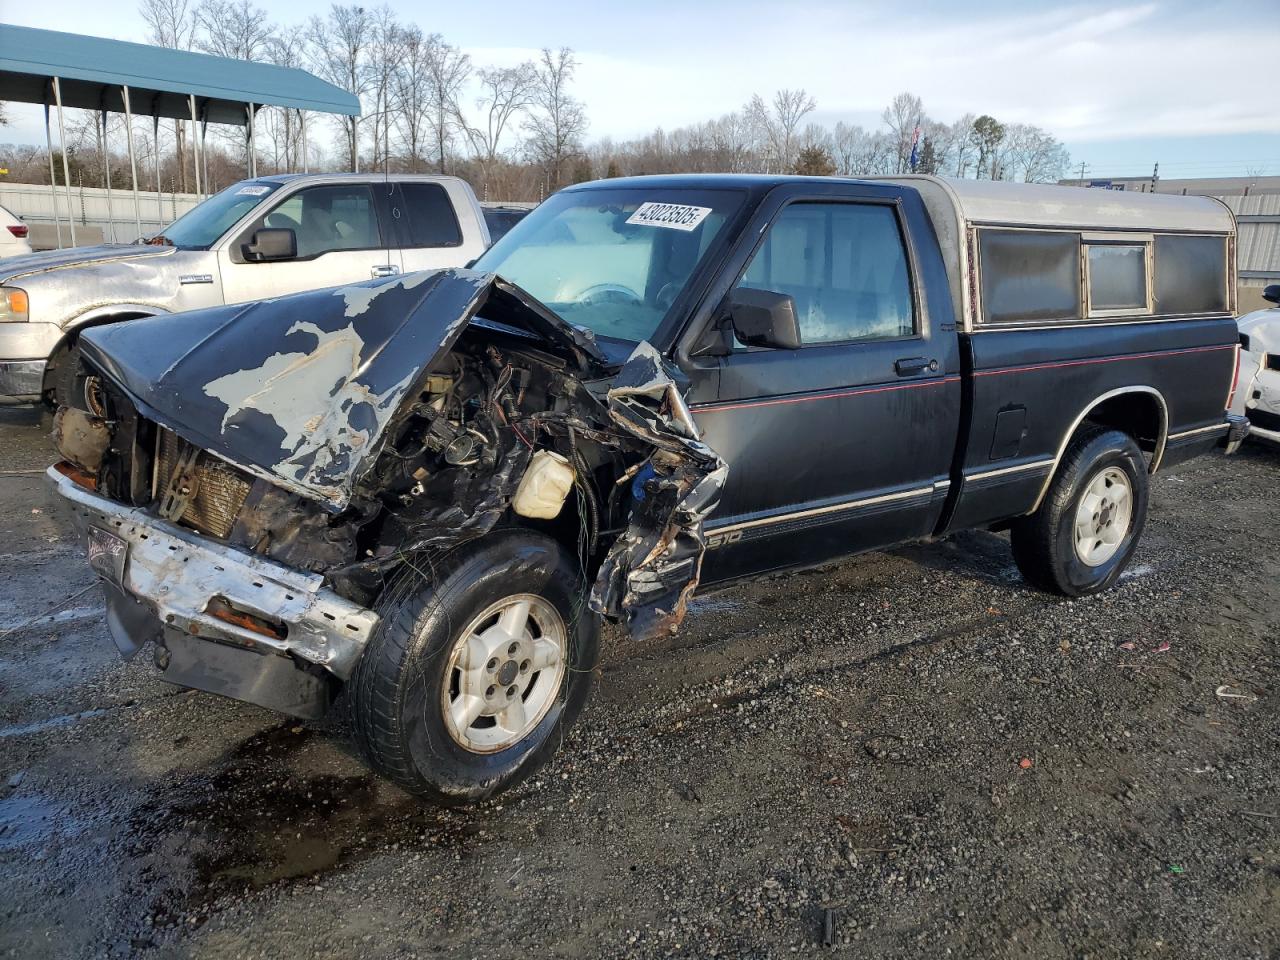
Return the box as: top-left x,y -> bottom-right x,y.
154,428 -> 252,539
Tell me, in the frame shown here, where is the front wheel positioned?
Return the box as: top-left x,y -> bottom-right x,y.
1010,427 -> 1149,597
349,530 -> 599,804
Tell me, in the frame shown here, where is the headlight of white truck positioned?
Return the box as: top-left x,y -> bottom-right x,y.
0,287 -> 29,322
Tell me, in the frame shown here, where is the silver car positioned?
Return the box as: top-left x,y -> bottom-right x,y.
0,173 -> 490,401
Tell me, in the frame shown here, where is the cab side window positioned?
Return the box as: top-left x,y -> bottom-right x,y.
399,183 -> 463,247
262,185 -> 380,258
736,202 -> 915,345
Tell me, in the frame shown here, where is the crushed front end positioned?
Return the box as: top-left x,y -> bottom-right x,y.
50,270 -> 725,719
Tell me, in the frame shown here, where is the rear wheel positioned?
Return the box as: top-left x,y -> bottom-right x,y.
1011,427 -> 1149,597
349,530 -> 598,804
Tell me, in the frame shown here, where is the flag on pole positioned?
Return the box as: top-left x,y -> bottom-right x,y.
908,126 -> 922,172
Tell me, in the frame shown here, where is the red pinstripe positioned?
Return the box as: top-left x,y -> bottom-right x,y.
972,343 -> 1234,378
690,375 -> 961,414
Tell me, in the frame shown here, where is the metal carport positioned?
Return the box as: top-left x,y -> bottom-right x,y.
0,24 -> 361,247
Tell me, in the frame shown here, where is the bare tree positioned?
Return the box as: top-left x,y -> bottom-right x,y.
262,33 -> 309,172
424,36 -> 471,174
455,63 -> 536,196
708,112 -> 754,173
524,47 -> 587,191
994,123 -> 1069,183
395,29 -> 471,174
141,0 -> 195,47
194,0 -> 275,175
140,0 -> 197,189
306,4 -> 373,171
746,89 -> 816,172
365,6 -> 404,173
392,26 -> 432,172
195,0 -> 273,59
881,92 -> 926,173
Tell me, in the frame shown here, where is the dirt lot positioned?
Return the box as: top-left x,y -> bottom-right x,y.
0,404 -> 1276,960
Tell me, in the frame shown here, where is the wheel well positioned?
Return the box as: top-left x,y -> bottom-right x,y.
1082,391 -> 1166,465
42,313 -> 153,401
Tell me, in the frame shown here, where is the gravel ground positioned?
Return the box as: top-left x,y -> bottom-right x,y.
0,404 -> 1276,959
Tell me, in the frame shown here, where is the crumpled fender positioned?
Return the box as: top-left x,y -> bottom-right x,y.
589,342 -> 728,640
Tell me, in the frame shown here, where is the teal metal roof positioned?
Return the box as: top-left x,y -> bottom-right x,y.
0,24 -> 360,124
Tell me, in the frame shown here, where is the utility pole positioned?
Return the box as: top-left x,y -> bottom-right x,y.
1150,161 -> 1159,193
1077,160 -> 1090,185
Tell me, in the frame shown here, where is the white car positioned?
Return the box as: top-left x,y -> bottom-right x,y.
0,204 -> 32,258
1230,284 -> 1280,446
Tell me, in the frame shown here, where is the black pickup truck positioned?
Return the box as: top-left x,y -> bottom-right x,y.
48,174 -> 1248,803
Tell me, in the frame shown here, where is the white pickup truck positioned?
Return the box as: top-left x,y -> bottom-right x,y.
0,173 -> 490,402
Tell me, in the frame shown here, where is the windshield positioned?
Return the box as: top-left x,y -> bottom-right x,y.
156,181 -> 282,249
473,187 -> 744,342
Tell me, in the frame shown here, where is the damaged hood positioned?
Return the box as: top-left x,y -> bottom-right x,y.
0,244 -> 173,284
79,268 -> 606,510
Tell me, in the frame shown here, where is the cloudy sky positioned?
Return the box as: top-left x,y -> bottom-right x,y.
4,0 -> 1278,178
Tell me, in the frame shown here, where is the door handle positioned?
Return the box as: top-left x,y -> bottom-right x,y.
371,264 -> 400,278
895,356 -> 937,376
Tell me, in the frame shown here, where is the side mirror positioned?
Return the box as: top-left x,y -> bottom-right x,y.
728,287 -> 802,350
1263,283 -> 1280,305
242,227 -> 296,262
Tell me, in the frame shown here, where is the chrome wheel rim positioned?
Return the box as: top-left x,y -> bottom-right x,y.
1073,466 -> 1133,567
440,594 -> 567,754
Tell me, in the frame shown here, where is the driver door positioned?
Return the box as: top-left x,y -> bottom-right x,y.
219,183 -> 400,304
689,185 -> 961,584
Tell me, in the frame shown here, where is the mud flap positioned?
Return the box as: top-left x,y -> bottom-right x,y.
589,342 -> 727,641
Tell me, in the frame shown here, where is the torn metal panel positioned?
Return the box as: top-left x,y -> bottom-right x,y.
589,341 -> 728,641
76,268 -> 606,511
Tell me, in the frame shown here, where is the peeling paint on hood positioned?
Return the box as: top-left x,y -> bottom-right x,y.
77,268 -> 607,510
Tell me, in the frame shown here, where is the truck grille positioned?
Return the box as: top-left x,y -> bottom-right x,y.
154,428 -> 252,539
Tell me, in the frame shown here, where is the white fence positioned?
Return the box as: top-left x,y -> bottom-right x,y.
0,182 -> 201,247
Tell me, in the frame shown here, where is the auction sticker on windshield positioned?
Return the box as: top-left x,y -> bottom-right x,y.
626,202 -> 712,232
236,185 -> 272,196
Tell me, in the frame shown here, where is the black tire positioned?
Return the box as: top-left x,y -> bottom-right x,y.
1010,426 -> 1149,597
348,529 -> 598,805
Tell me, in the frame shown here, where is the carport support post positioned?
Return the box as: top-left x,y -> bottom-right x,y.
188,95 -> 202,199
301,111 -> 309,173
247,103 -> 257,178
122,85 -> 143,241
153,114 -> 163,228
43,103 -> 64,249
200,116 -> 209,195
52,78 -> 77,247
100,110 -> 115,243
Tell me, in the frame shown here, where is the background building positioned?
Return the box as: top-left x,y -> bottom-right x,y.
1060,175 -> 1280,313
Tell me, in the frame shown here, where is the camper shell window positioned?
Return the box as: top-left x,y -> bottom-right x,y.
1153,234 -> 1229,315
978,229 -> 1081,325
1084,235 -> 1151,317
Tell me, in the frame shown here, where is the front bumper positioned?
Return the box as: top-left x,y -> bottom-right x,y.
0,321 -> 61,399
49,467 -> 379,714
0,359 -> 46,399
